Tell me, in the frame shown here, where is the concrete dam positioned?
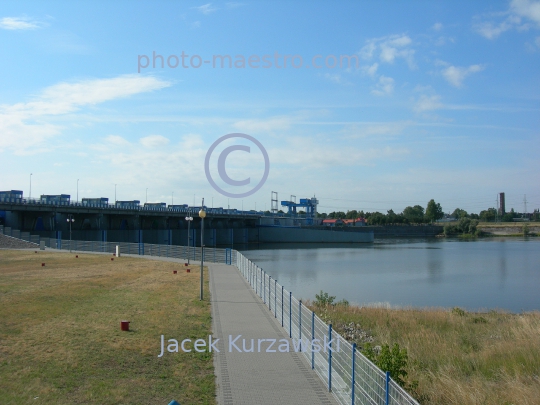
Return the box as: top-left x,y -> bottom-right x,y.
0,200 -> 374,246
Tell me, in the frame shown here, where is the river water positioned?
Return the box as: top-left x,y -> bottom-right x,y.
239,238 -> 540,313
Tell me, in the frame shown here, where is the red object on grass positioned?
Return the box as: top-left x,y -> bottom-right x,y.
75,255 -> 78,258
186,268 -> 190,273
111,258 -> 114,261
121,321 -> 130,331
41,263 -> 45,267
173,270 -> 177,274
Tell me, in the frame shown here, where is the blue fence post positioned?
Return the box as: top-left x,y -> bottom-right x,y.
385,371 -> 390,405
289,291 -> 292,338
352,343 -> 356,404
281,286 -> 284,327
274,279 -> 277,318
328,323 -> 332,392
311,311 -> 315,370
268,276 -> 271,311
299,300 -> 302,340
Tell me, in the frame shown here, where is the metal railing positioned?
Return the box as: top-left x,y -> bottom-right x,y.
40,239 -> 234,265
235,251 -> 420,405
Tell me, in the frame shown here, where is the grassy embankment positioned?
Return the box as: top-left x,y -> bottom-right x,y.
0,250 -> 215,405
308,301 -> 540,405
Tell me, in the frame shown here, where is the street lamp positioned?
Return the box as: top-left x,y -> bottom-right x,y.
199,198 -> 206,301
185,214 -> 193,264
67,215 -> 75,252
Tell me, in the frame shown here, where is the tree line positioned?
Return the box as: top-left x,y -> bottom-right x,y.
317,199 -> 444,225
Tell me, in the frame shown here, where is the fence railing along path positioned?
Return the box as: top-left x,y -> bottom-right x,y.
0,225 -> 419,405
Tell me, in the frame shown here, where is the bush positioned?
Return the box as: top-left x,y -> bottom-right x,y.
452,307 -> 466,316
314,290 -> 336,306
362,342 -> 409,387
443,224 -> 457,236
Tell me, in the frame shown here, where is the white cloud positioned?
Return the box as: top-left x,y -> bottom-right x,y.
442,64 -> 484,87
360,35 -> 416,68
363,63 -> 379,77
324,73 -> 350,84
343,121 -> 411,139
0,75 -> 171,154
193,3 -> 218,14
475,17 -> 518,39
475,0 -> 540,39
233,116 -> 293,133
371,75 -> 394,96
414,95 -> 443,112
269,136 -> 409,168
140,135 -> 170,148
226,2 -> 245,8
432,22 -> 443,31
0,16 -> 45,30
511,0 -> 540,25
105,135 -> 131,146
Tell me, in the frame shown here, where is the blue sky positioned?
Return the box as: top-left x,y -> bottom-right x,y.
1,1 -> 539,214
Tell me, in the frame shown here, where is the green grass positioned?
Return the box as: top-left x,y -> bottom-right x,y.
308,302 -> 540,405
0,250 -> 215,405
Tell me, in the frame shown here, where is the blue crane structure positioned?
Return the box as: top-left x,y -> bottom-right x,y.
280,197 -> 319,218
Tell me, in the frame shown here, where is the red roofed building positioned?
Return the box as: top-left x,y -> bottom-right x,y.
343,218 -> 367,227
322,219 -> 343,227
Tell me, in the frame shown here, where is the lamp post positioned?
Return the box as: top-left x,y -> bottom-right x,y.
199,198 -> 206,301
185,214 -> 193,264
29,173 -> 32,201
67,215 -> 74,252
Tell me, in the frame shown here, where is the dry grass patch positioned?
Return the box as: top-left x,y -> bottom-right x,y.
309,302 -> 540,405
0,250 -> 215,405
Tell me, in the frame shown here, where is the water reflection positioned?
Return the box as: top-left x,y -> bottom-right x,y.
240,238 -> 540,312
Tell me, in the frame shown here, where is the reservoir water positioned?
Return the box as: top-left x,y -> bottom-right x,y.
240,238 -> 540,313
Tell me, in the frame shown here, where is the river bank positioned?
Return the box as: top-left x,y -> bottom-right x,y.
307,301 -> 540,405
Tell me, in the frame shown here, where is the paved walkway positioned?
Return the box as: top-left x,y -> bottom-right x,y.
209,263 -> 338,405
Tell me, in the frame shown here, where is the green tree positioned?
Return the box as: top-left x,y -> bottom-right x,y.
368,212 -> 386,225
451,208 -> 468,219
479,208 -> 497,222
402,205 -> 425,224
425,199 -> 444,223
386,209 -> 397,224
346,210 -> 358,219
